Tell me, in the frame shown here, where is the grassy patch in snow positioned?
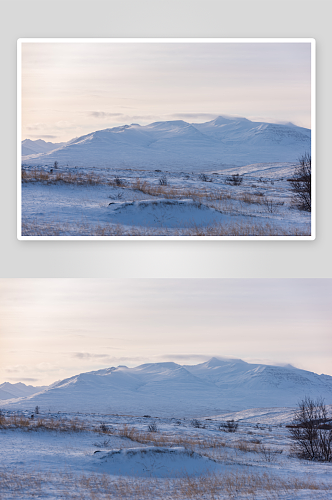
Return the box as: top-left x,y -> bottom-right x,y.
0,468 -> 329,499
0,414 -> 90,433
21,219 -> 311,237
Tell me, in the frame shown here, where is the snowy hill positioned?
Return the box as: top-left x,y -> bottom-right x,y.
0,382 -> 47,400
22,139 -> 66,156
1,358 -> 330,417
21,116 -> 311,171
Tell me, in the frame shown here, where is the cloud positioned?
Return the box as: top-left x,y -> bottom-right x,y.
4,363 -> 58,374
168,113 -> 219,122
26,134 -> 59,139
156,354 -> 211,363
26,123 -> 48,131
89,112 -> 124,118
72,352 -> 112,360
7,377 -> 39,382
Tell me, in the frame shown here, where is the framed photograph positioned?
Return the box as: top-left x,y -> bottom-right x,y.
1,277 -> 331,495
18,39 -> 315,240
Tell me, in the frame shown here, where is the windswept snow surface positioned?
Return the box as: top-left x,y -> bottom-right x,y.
2,358 -> 331,416
22,117 -> 310,169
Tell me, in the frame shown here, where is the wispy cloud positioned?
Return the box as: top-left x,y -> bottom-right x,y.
7,377 -> 39,382
156,354 -> 211,363
72,352 -> 113,360
89,112 -> 124,118
26,134 -> 59,139
168,113 -> 218,122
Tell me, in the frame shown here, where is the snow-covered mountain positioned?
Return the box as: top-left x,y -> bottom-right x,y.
21,116 -> 311,170
1,358 -> 330,417
0,382 -> 47,400
22,139 -> 66,156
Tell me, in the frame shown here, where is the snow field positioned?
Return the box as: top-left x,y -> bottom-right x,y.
21,163 -> 311,237
0,410 -> 331,499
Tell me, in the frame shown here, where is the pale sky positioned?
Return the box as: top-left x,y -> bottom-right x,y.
21,41 -> 312,142
0,279 -> 330,386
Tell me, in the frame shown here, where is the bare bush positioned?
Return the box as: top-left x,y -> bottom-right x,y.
199,173 -> 209,182
99,423 -> 110,433
225,174 -> 243,186
219,419 -> 239,432
93,438 -> 111,448
289,153 -> 311,211
147,422 -> 158,433
191,419 -> 205,429
159,175 -> 168,186
264,198 -> 274,213
288,396 -> 332,461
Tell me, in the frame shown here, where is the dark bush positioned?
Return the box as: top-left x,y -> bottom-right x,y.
225,174 -> 243,186
191,419 -> 205,429
288,396 -> 332,461
148,422 -> 158,432
219,419 -> 239,432
199,173 -> 209,182
289,153 -> 311,211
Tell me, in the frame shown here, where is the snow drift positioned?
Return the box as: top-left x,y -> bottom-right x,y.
93,446 -> 218,477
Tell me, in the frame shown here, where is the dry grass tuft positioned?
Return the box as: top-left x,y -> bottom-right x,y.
0,414 -> 90,433
22,168 -> 106,186
180,221 -> 311,237
21,219 -> 311,237
117,424 -> 226,450
0,468 -> 329,499
130,177 -> 231,202
238,192 -> 266,205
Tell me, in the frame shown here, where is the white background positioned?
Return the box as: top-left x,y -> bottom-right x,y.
1,0 -> 331,277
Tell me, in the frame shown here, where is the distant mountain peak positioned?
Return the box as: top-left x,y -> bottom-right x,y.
22,116 -> 311,169
210,115 -> 249,126
1,358 -> 331,416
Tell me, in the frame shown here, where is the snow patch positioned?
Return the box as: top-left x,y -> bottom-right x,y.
93,446 -> 217,478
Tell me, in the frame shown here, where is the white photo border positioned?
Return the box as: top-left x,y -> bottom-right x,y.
17,38 -> 316,241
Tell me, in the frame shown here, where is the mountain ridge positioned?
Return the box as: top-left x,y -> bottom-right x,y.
1,358 -> 330,417
21,116 -> 311,171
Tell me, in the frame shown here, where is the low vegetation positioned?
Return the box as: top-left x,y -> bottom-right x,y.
21,165 -> 311,237
288,396 -> 332,461
0,414 -> 89,432
0,468 -> 328,500
1,409 -> 331,499
289,153 -> 311,212
21,219 -> 311,237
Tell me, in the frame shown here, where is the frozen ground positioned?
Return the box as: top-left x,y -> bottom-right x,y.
0,408 -> 330,499
21,162 -> 311,237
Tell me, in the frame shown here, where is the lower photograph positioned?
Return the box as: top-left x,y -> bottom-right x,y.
0,278 -> 331,499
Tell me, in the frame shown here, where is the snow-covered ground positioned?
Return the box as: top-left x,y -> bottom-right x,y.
20,116 -> 312,238
1,359 -> 330,498
21,162 -> 311,237
0,408 -> 330,499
